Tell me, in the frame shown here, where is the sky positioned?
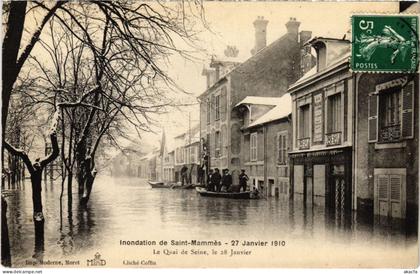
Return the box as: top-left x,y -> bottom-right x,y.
140,1 -> 399,148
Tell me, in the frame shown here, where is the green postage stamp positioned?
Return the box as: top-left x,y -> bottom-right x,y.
352,15 -> 419,72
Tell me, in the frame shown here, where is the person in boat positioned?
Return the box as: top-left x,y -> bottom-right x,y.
250,186 -> 259,199
180,165 -> 188,186
221,169 -> 232,192
206,169 -> 214,191
211,168 -> 222,192
238,169 -> 249,192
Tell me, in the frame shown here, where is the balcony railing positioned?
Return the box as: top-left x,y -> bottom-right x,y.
326,132 -> 342,147
298,137 -> 310,150
380,124 -> 401,143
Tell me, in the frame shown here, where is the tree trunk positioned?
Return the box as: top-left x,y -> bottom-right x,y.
33,218 -> 44,262
1,197 -> 11,267
80,175 -> 95,206
2,1 -> 27,141
76,144 -> 86,195
67,172 -> 73,208
30,169 -> 43,219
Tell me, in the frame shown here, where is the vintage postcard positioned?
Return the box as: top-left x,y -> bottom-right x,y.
1,0 -> 419,270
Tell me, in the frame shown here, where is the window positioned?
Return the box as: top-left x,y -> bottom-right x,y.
215,131 -> 221,157
215,94 -> 220,120
327,93 -> 341,133
369,80 -> 414,143
379,89 -> 401,142
190,146 -> 196,163
250,132 -> 257,161
184,147 -> 188,163
299,104 -> 310,138
277,132 -> 288,165
207,99 -> 211,124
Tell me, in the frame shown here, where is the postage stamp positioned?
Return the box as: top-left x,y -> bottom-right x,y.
351,15 -> 419,72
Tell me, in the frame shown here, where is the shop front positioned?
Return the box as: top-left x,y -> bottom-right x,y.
290,147 -> 352,218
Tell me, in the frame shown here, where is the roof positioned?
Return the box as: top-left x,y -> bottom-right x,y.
235,96 -> 284,107
247,94 -> 292,128
198,32 -> 295,99
139,151 -> 157,161
289,51 -> 350,91
306,37 -> 350,47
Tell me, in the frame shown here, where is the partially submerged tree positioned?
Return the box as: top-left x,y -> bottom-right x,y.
4,106 -> 60,221
3,0 -> 206,208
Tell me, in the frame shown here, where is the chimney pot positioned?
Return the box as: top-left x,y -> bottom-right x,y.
286,17 -> 300,38
251,16 -> 269,55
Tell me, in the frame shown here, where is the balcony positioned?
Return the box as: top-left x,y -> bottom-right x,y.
379,124 -> 401,143
298,137 -> 310,150
326,132 -> 342,146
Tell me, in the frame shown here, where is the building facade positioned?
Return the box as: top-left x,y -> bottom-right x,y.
234,95 -> 292,197
288,38 -> 353,218
199,17 -> 314,185
355,73 -> 418,224
174,125 -> 201,184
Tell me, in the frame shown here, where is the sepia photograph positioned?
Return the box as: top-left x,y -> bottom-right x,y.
1,0 -> 419,270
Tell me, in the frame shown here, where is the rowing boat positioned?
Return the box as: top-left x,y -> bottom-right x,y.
148,181 -> 196,189
195,187 -> 258,199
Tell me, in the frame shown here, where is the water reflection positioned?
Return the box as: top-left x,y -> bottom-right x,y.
1,176 -> 417,267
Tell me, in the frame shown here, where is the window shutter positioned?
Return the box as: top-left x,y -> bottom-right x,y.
389,174 -> 402,218
368,94 -> 378,142
284,135 -> 288,164
377,174 -> 389,216
211,95 -> 215,122
210,131 -> 215,157
276,134 -> 280,163
221,87 -> 227,121
401,82 -> 414,139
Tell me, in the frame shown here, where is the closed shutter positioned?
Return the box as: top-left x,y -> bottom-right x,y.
389,175 -> 402,218
377,174 -> 389,216
368,94 -> 378,142
221,126 -> 226,156
276,134 -> 280,163
257,132 -> 264,160
210,130 -> 215,157
221,87 -> 227,121
283,135 -> 288,164
211,95 -> 215,122
401,82 -> 414,139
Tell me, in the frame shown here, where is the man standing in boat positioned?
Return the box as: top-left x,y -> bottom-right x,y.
221,169 -> 232,192
211,168 -> 222,192
206,169 -> 214,191
238,169 -> 249,192
180,165 -> 188,186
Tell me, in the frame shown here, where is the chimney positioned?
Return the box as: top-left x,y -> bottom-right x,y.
285,17 -> 300,40
251,16 -> 268,55
299,31 -> 312,47
299,30 -> 315,76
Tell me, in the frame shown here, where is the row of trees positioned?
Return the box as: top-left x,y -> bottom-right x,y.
2,0 -> 205,266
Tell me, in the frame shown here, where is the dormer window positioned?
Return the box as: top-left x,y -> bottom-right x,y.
316,43 -> 327,71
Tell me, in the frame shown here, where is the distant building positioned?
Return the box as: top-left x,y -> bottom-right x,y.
160,130 -> 176,183
138,150 -> 159,181
199,17 -> 315,184
234,94 -> 292,197
174,125 -> 201,184
288,37 -> 352,218
110,145 -> 148,177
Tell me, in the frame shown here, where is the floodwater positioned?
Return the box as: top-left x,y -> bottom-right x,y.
2,175 -> 417,267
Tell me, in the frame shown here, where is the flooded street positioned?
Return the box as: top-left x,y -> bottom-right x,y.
2,175 -> 417,267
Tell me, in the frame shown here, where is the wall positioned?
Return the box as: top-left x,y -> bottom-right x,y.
242,118 -> 291,196
356,73 -> 419,220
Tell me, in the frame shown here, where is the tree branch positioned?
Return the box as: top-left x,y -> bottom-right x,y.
3,141 -> 34,174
